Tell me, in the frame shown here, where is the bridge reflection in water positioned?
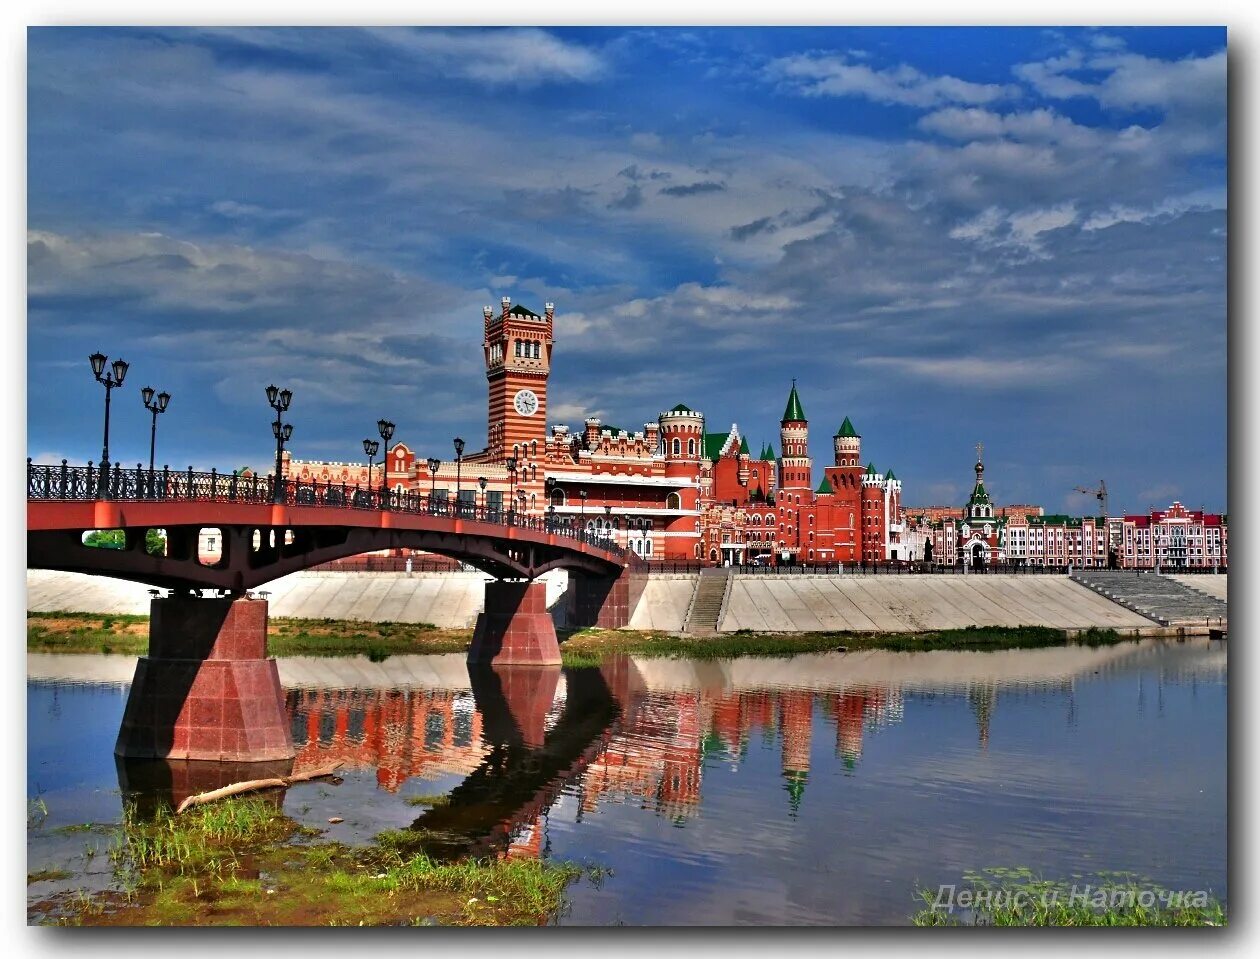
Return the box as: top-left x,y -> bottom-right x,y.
106,639 -> 1224,863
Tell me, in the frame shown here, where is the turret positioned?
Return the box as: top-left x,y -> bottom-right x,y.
658,403 -> 705,469
833,416 -> 860,467
779,380 -> 811,491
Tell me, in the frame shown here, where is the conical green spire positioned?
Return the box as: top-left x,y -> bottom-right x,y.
761,442 -> 776,461
834,416 -> 858,438
816,476 -> 834,494
739,436 -> 750,455
885,467 -> 896,481
782,379 -> 806,423
866,462 -> 877,476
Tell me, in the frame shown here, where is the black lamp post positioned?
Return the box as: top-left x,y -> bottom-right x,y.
426,456 -> 441,511
605,504 -> 613,546
377,419 -> 395,506
580,489 -> 588,520
265,384 -> 293,503
362,438 -> 379,487
453,437 -> 465,514
478,476 -> 488,517
89,352 -> 129,497
505,456 -> 518,522
140,386 -> 170,482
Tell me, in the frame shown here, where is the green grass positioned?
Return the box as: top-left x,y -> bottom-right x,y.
910,867 -> 1227,927
27,611 -> 469,659
557,625 -> 1128,665
37,796 -> 583,927
28,869 -> 73,884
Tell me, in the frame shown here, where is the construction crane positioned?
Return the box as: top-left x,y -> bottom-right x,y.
1074,480 -> 1109,518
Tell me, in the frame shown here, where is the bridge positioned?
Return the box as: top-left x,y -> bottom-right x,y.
27,461 -> 647,764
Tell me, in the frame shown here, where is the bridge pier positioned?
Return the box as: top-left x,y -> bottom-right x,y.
468,580 -> 561,665
115,594 -> 295,762
571,566 -> 647,629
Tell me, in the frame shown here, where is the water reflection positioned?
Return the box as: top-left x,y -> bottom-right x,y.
28,638 -> 1227,924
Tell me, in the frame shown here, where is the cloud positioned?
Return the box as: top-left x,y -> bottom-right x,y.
767,53 -> 1016,108
660,180 -> 726,197
363,27 -> 605,86
856,355 -> 1080,388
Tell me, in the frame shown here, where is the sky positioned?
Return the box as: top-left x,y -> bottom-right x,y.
26,26 -> 1228,514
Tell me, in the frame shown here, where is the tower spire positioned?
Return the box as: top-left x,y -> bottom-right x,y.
781,379 -> 806,423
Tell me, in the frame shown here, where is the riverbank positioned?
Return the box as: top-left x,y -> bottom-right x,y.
28,612 -> 1128,665
29,795 -> 581,926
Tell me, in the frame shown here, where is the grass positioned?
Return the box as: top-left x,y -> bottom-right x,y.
557,625 -> 1128,665
34,796 -> 582,927
910,867 -> 1227,927
27,612 -> 468,659
29,612 -> 1130,664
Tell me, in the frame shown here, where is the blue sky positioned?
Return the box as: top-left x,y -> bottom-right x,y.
27,26 -> 1227,513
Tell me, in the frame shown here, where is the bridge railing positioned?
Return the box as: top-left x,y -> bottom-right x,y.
27,460 -> 624,560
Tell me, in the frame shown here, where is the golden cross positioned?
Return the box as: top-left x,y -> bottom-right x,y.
975,441 -> 984,463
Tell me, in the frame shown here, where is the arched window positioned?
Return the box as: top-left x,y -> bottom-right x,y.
666,492 -> 681,510
530,440 -> 537,457
529,494 -> 536,511
687,438 -> 696,456
694,544 -> 702,559
672,438 -> 681,456
550,488 -> 565,506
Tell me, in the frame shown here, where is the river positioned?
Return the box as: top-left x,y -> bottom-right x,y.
27,638 -> 1227,925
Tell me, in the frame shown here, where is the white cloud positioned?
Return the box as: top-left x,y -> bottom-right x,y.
857,354 -> 1079,388
1015,46 -> 1226,115
363,28 -> 605,86
766,53 -> 1016,108
1081,188 -> 1225,231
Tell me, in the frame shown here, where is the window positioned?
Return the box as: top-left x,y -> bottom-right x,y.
672,438 -> 681,456
687,438 -> 696,456
666,492 -> 681,510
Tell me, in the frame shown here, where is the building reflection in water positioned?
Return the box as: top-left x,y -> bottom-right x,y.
281,662 -> 921,855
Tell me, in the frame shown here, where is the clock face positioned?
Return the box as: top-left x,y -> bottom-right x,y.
513,389 -> 539,417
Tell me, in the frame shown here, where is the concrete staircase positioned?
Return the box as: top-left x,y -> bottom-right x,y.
1070,570 -> 1228,627
684,568 -> 732,635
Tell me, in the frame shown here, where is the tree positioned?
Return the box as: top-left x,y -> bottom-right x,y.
81,528 -> 167,556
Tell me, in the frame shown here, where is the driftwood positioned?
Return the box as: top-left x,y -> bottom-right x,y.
175,761 -> 345,814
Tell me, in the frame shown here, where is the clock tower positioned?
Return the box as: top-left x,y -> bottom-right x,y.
483,296 -> 552,465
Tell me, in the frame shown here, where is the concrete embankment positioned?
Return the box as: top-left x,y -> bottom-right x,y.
28,569 -> 1171,634
1169,574 -> 1228,602
718,574 -> 1156,633
26,569 -> 568,629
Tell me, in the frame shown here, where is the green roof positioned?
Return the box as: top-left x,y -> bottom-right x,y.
739,436 -> 750,455
782,380 -> 806,422
600,424 -> 625,435
834,416 -> 858,438
968,481 -> 992,505
668,403 -> 694,413
866,462 -> 877,476
704,431 -> 730,461
885,468 -> 896,481
507,303 -> 539,318
816,477 -> 834,494
761,442 -> 776,461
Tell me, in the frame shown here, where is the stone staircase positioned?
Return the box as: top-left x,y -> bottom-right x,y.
1070,570 -> 1228,627
684,568 -> 732,634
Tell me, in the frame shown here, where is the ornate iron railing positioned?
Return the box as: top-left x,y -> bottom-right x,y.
27,460 -> 624,559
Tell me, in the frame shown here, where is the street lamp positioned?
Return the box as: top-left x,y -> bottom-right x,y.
426,456 -> 441,511
265,384 -> 293,503
140,386 -> 170,483
376,420 -> 395,507
89,352 -> 129,497
362,438 -> 379,487
505,457 -> 518,521
478,476 -> 488,517
604,504 -> 613,547
453,437 -> 465,515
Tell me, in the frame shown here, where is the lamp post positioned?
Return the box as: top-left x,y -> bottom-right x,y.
140,386 -> 170,488
505,457 -> 518,522
426,456 -> 441,511
453,437 -> 465,515
605,504 -> 613,547
89,352 -> 129,497
377,419 -> 395,507
265,384 -> 293,504
478,476 -> 488,518
362,438 -> 379,488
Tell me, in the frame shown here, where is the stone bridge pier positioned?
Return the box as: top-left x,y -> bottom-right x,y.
467,565 -> 646,666
115,594 -> 295,763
